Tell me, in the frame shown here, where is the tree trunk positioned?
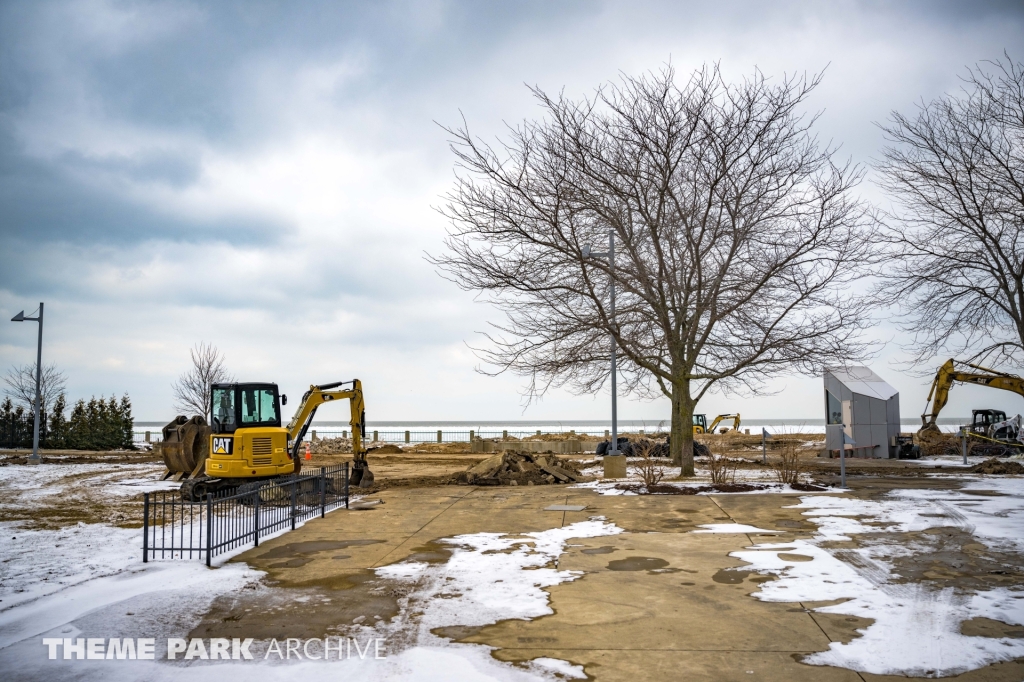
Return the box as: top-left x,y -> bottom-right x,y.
670,387 -> 683,466
670,378 -> 696,476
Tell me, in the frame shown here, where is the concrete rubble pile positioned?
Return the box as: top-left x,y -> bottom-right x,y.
456,451 -> 585,486
309,437 -> 352,455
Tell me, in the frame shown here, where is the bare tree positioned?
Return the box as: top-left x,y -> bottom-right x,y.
172,342 -> 233,419
876,54 -> 1024,369
3,362 -> 67,414
432,64 -> 878,475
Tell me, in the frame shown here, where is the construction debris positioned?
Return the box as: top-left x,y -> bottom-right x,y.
309,437 -> 352,454
456,452 -> 585,486
970,458 -> 1024,475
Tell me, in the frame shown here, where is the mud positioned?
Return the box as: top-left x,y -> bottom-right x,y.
607,557 -> 669,571
711,567 -> 778,585
581,546 -> 616,555
189,580 -> 402,641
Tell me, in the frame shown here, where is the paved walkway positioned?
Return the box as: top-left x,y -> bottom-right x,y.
192,480 -> 1024,682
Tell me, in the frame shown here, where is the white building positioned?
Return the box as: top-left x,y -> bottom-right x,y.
824,366 -> 900,458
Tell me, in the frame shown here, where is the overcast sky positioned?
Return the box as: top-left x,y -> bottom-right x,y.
2,0 -> 1023,422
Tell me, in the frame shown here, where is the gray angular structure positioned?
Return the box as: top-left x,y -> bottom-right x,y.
824,366 -> 900,458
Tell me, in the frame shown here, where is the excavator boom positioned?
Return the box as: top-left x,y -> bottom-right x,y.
287,379 -> 373,487
708,413 -> 741,433
920,359 -> 1024,435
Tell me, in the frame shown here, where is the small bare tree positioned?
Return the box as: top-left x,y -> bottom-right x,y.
876,54 -> 1024,368
172,342 -> 233,419
3,362 -> 67,414
769,443 -> 803,485
631,439 -> 666,488
706,450 -> 738,486
433,64 -> 878,476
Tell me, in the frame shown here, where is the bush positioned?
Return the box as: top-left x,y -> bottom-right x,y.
770,443 -> 802,485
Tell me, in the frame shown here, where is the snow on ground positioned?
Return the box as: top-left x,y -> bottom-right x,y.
0,515 -> 622,682
371,518 -> 623,678
0,458 -> 624,681
0,522 -> 140,613
730,476 -> 1024,677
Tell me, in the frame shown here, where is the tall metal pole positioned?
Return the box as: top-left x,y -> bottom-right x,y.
609,230 -> 617,457
29,303 -> 43,465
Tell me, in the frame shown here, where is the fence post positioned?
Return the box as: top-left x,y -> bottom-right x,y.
142,493 -> 149,563
469,430 -> 474,441
320,467 -> 326,518
372,430 -> 378,442
437,430 -> 442,443
344,462 -> 349,509
405,430 -> 410,443
253,487 -> 260,547
290,479 -> 297,531
502,430 -> 508,440
205,494 -> 213,567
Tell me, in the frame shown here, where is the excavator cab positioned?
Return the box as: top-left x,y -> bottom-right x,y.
692,414 -> 708,434
206,383 -> 294,480
970,409 -> 1007,436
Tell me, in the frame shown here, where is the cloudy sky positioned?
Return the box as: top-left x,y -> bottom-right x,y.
2,0 -> 1023,422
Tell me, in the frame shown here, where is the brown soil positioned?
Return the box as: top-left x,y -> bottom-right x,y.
970,458 -> 1024,475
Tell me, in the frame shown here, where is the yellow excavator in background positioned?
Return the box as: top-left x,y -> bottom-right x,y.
709,413 -> 741,433
181,379 -> 372,500
692,413 -> 742,434
919,359 -> 1024,440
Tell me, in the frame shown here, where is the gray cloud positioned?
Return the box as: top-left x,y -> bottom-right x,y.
2,0 -> 1023,420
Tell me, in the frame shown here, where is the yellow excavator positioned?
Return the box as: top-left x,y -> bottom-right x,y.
691,413 -> 742,434
181,379 -> 372,500
920,359 -> 1024,441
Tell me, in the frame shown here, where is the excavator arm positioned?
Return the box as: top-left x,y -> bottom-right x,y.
286,379 -> 373,487
920,359 -> 1024,434
708,413 -> 741,433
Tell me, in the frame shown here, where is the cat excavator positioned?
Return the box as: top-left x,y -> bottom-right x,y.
180,379 -> 373,501
919,359 -> 1024,441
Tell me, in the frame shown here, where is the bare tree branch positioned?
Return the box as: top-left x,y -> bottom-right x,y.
430,63 -> 879,475
875,53 -> 1024,371
171,342 -> 233,419
3,362 -> 67,414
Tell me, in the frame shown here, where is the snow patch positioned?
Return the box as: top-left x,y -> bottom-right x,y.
734,477 -> 1024,677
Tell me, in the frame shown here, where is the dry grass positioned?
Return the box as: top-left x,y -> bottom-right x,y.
630,440 -> 666,488
769,443 -> 802,485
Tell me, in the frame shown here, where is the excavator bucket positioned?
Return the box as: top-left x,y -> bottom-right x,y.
158,415 -> 212,480
350,459 -> 375,488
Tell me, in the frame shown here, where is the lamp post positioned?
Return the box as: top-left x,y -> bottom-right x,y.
582,230 -> 623,477
10,303 -> 44,465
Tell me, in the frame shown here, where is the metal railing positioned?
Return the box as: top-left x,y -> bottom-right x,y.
305,429 -> 630,444
142,463 -> 349,566
131,429 -> 666,446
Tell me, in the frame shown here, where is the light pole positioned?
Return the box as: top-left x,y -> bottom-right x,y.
11,303 -> 44,465
582,230 -> 624,477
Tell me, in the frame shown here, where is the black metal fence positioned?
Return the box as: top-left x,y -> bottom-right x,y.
142,463 -> 349,566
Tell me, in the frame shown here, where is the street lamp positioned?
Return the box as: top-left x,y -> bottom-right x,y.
582,230 -> 623,477
10,303 -> 44,465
